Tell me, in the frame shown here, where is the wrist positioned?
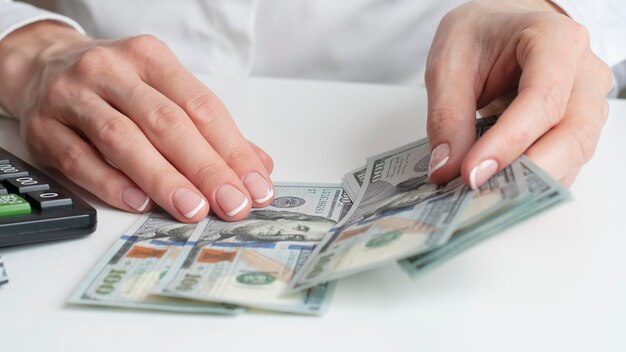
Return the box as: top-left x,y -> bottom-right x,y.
0,21 -> 89,118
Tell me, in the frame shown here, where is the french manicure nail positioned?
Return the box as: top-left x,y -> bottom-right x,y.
216,184 -> 249,217
243,172 -> 274,204
428,143 -> 450,177
469,159 -> 499,190
173,188 -> 206,219
123,187 -> 150,212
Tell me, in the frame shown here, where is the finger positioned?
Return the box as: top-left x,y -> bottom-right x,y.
25,117 -> 154,213
461,20 -> 588,189
67,92 -> 211,223
559,167 -> 581,188
148,66 -> 274,208
476,38 -> 521,109
248,140 -> 274,175
424,31 -> 480,184
104,74 -> 254,220
525,70 -> 609,182
120,36 -> 274,208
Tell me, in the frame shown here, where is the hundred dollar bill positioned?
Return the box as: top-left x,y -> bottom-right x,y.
285,138 -> 474,293
342,166 -> 366,201
345,161 -> 529,234
68,210 -> 243,314
398,156 -> 570,277
457,159 -> 529,229
153,183 -> 351,315
341,115 -> 510,224
0,256 -> 8,286
458,115 -> 531,228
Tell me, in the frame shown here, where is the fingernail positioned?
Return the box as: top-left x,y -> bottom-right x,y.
428,143 -> 450,177
243,172 -> 274,204
173,188 -> 206,219
123,187 -> 150,212
469,159 -> 499,190
216,184 -> 249,217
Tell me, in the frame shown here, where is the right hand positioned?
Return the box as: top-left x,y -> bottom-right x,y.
0,21 -> 274,223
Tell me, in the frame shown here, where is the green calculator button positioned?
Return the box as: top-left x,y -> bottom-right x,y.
0,194 -> 31,216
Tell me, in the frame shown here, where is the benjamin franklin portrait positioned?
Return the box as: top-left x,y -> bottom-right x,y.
219,209 -> 336,242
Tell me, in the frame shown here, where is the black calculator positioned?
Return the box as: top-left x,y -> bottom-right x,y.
0,147 -> 96,247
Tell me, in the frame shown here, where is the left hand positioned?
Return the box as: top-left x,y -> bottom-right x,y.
425,0 -> 613,188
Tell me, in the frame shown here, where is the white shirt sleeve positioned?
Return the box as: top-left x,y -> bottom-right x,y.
551,0 -> 626,96
0,1 -> 85,117
0,0 -> 84,42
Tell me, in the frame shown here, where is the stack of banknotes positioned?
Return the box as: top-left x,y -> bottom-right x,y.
68,115 -> 570,315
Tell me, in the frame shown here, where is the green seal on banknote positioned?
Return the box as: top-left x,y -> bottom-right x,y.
236,272 -> 276,285
365,232 -> 402,248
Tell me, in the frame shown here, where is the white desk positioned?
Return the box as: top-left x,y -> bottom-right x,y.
1,77 -> 625,352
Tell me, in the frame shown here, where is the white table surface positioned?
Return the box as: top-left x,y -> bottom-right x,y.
0,76 -> 624,352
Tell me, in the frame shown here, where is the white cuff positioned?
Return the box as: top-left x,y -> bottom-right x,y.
0,2 -> 85,43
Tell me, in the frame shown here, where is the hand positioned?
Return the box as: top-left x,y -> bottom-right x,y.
0,22 -> 274,222
425,0 -> 612,188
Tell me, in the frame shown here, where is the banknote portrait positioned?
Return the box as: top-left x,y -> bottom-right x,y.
135,223 -> 196,243
219,209 -> 337,242
358,174 -> 451,222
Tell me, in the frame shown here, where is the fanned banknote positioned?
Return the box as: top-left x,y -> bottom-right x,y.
398,156 -> 569,277
286,138 -> 475,293
342,166 -> 366,202
0,256 -> 7,286
152,183 -> 352,315
68,210 -> 243,314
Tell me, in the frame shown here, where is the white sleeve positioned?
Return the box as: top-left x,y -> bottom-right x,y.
551,0 -> 626,96
0,1 -> 85,117
0,0 -> 84,41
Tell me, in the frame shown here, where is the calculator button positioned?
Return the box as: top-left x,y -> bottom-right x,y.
0,185 -> 6,195
0,159 -> 8,164
0,194 -> 31,216
25,191 -> 73,210
4,176 -> 50,194
0,164 -> 28,180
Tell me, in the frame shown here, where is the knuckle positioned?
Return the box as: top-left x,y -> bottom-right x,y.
567,21 -> 590,48
73,46 -> 110,76
601,99 -> 610,123
223,147 -> 252,169
43,76 -> 71,103
23,114 -> 45,141
96,116 -> 134,148
192,161 -> 228,186
427,108 -> 459,138
145,103 -> 189,136
534,89 -> 563,128
569,123 -> 598,165
184,93 -> 223,123
439,4 -> 468,26
58,143 -> 87,177
596,60 -> 614,93
261,153 -> 274,173
124,34 -> 167,56
143,166 -> 173,194
22,115 -> 51,162
424,57 -> 448,87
